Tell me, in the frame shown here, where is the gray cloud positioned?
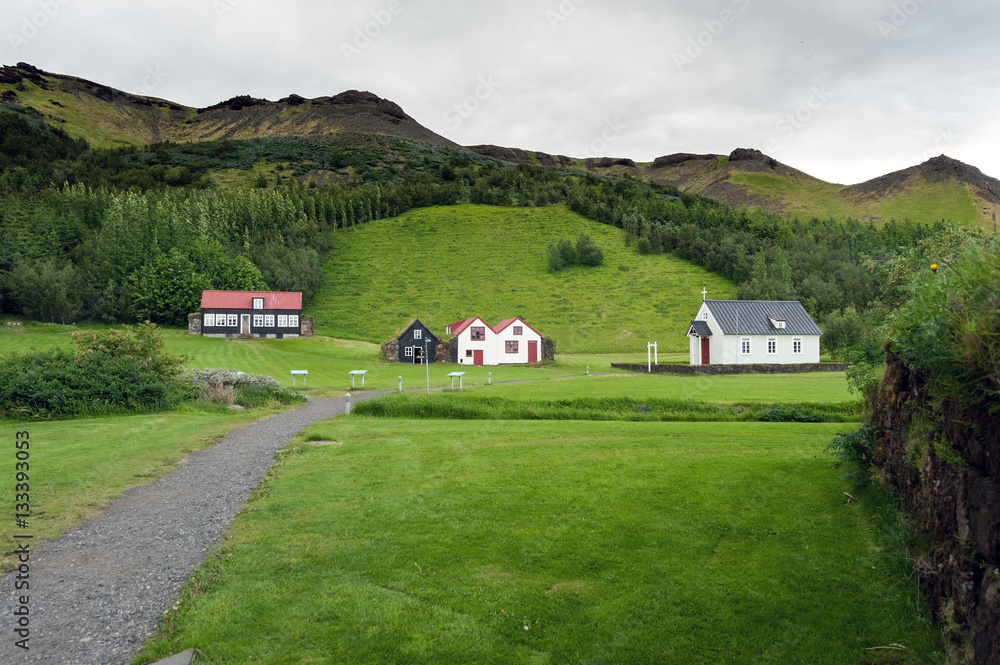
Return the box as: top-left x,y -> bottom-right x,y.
3,0 -> 998,184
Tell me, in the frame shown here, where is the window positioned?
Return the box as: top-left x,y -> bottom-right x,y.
702,312 -> 709,320
513,326 -> 523,335
253,298 -> 264,310
277,315 -> 289,328
404,347 -> 413,357
741,338 -> 751,355
227,314 -> 238,327
793,338 -> 803,354
265,315 -> 275,327
767,338 -> 777,354
204,313 -> 215,327
466,350 -> 473,357
253,315 -> 264,328
506,340 -> 519,354
289,315 -> 299,328
414,329 -> 422,340
470,326 -> 486,341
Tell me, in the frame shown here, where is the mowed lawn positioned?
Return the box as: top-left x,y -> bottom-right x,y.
137,419 -> 940,664
310,204 -> 736,354
0,409 -> 271,570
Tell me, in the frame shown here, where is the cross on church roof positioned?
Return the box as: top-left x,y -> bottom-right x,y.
702,287 -> 708,301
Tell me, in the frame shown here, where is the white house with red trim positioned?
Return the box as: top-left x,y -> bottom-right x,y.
445,316 -> 547,366
446,316 -> 498,366
493,317 -> 543,364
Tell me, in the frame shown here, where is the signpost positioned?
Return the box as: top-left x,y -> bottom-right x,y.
446,372 -> 465,390
647,342 -> 658,372
348,370 -> 367,389
425,339 -> 430,394
290,370 -> 308,388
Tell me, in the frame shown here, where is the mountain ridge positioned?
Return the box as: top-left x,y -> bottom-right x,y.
3,61 -> 997,226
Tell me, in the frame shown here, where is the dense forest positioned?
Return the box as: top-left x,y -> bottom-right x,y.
0,103 -> 989,357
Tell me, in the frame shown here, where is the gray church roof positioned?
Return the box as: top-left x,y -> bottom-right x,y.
705,300 -> 822,336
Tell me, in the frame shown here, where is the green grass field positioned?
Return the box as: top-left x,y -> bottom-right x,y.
135,419 -> 940,664
729,172 -> 982,226
0,408 -> 272,570
309,204 -> 736,354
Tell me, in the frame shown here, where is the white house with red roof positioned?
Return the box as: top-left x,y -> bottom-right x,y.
198,290 -> 304,339
445,316 -> 547,365
493,317 -> 543,364
445,316 -> 497,366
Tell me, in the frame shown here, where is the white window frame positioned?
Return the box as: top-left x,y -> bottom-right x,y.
741,337 -> 751,355
253,314 -> 264,328
204,313 -> 215,327
253,298 -> 264,310
793,338 -> 803,354
265,315 -> 275,327
277,315 -> 289,328
413,329 -> 422,340
702,312 -> 709,320
767,338 -> 777,355
289,315 -> 299,328
227,314 -> 238,328
404,347 -> 413,357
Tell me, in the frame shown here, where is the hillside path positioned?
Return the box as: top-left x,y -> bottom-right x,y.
0,394 -> 384,665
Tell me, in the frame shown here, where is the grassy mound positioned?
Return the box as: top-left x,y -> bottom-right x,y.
309,204 -> 735,353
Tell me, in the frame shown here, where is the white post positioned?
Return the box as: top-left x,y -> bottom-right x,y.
648,343 -> 652,373
398,376 -> 402,392
654,342 -> 658,366
459,375 -> 463,389
361,373 -> 365,388
488,372 -> 492,385
345,393 -> 351,415
450,375 -> 455,390
351,374 -> 355,389
586,366 -> 589,375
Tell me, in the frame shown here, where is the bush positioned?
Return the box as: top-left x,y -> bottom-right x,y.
183,368 -> 281,390
826,424 -> 877,486
888,243 -> 1000,408
576,233 -> 604,266
757,405 -> 826,422
0,349 -> 172,418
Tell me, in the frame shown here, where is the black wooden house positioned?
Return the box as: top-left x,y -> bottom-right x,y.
382,319 -> 438,363
199,290 -> 303,339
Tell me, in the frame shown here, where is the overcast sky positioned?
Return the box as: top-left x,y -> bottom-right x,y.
4,0 -> 999,184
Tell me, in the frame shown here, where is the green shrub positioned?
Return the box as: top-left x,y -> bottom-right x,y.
888,243 -> 1000,409
826,424 -> 877,486
757,405 -> 826,422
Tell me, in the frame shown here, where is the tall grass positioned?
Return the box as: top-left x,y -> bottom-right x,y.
354,392 -> 861,422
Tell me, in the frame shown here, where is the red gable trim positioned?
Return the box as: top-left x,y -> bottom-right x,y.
200,290 -> 302,310
446,317 -> 484,337
493,317 -> 541,337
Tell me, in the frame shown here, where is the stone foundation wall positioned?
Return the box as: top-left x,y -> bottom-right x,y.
611,362 -> 848,375
872,351 -> 999,663
188,313 -> 202,335
300,316 -> 314,338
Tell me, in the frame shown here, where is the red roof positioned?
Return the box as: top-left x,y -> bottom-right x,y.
200,290 -> 302,310
493,317 -> 541,336
446,317 -> 482,337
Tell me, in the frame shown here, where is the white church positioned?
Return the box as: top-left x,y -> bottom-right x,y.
686,294 -> 823,366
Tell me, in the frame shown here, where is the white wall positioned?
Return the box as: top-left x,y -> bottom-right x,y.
494,321 -> 542,364
455,318 -> 498,365
715,334 -> 820,364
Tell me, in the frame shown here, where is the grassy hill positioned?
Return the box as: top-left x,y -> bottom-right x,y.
308,204 -> 735,354
580,149 -> 999,228
0,63 -> 457,150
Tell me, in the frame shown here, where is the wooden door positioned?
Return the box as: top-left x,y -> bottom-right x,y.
528,341 -> 538,363
241,314 -> 251,335
701,337 -> 710,365
473,350 -> 484,366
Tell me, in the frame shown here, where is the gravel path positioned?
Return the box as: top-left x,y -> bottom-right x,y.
0,395 -> 382,664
